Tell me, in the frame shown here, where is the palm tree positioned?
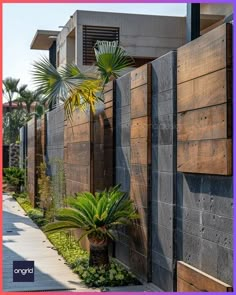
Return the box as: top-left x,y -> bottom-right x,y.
3,78 -> 22,143
16,88 -> 44,116
43,185 -> 139,267
3,109 -> 30,144
3,78 -> 21,109
32,41 -> 134,118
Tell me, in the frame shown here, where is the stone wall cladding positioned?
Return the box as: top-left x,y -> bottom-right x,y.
151,51 -> 177,291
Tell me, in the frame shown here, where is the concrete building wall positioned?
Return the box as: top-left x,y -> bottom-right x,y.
56,10 -> 186,69
56,12 -> 77,66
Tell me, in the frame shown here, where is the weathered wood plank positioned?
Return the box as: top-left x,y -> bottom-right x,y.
131,84 -> 150,119
69,109 -> 90,125
131,117 -> 149,139
177,103 -> 231,142
177,261 -> 233,292
131,138 -> 149,165
104,107 -> 113,119
129,224 -> 148,256
66,166 -> 89,184
27,117 -> 36,207
131,63 -> 151,89
104,90 -> 113,104
104,81 -> 113,93
130,164 -> 148,186
66,123 -> 90,143
130,181 -> 148,208
67,143 -> 90,165
177,23 -> 232,84
177,277 -> 200,292
177,69 -> 231,112
129,62 -> 151,282
177,139 -> 232,175
104,83 -> 114,190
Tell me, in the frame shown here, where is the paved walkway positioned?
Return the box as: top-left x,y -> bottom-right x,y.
3,193 -> 97,292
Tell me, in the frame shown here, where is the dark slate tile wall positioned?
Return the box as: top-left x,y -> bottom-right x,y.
176,173 -> 233,285
46,105 -> 65,205
115,73 -> 131,266
47,106 -> 64,175
151,51 -> 177,291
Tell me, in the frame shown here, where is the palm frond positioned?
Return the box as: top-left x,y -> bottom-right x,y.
43,221 -> 80,233
94,41 -> 134,83
43,185 -> 139,243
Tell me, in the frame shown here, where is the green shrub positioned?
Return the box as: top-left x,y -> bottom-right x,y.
38,162 -> 53,218
73,258 -> 139,288
47,232 -> 139,288
3,167 -> 25,192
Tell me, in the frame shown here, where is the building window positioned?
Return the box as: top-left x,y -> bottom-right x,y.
83,25 -> 119,65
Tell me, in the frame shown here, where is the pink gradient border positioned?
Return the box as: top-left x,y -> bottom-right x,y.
0,1 -> 235,295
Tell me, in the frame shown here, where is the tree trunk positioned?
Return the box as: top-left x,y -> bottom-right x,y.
89,240 -> 109,267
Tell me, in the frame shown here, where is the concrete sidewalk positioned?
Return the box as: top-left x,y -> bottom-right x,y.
3,193 -> 98,292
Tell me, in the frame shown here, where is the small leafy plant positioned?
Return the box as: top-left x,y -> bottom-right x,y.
38,162 -> 53,220
3,167 -> 25,192
73,258 -> 139,288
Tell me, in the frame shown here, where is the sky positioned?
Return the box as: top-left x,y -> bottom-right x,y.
3,3 -> 187,92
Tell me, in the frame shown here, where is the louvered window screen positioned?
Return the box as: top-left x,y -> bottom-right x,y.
83,25 -> 120,65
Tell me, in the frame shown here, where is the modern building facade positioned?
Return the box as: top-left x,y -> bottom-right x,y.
31,10 -> 186,69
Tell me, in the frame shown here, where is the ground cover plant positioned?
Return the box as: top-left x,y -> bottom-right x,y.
13,190 -> 140,289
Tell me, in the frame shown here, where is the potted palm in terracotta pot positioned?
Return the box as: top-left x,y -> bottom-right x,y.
43,185 -> 139,267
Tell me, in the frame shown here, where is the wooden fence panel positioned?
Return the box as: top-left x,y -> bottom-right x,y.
177,23 -> 232,175
130,63 -> 151,281
104,81 -> 115,189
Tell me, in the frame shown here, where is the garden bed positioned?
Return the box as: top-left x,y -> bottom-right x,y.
12,192 -> 140,290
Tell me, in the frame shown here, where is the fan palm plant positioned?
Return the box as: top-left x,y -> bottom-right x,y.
43,185 -> 139,267
3,78 -> 25,143
94,40 -> 134,83
3,78 -> 21,109
32,41 -> 133,118
16,88 -> 41,114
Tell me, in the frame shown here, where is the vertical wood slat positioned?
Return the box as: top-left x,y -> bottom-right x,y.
92,101 -> 105,193
177,23 -> 232,175
64,109 -> 91,194
103,81 -> 115,189
41,114 -> 47,161
27,116 -> 36,207
130,64 -> 151,281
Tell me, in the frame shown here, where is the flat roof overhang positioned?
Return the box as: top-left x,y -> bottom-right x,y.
30,30 -> 59,50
